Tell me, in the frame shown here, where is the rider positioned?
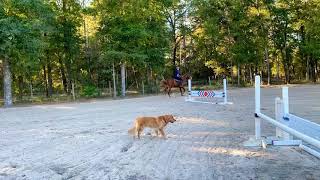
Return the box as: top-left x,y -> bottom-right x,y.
173,66 -> 182,85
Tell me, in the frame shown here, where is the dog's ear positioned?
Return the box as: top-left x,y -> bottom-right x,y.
166,115 -> 174,122
170,114 -> 177,118
169,114 -> 176,119
164,115 -> 170,123
158,115 -> 167,123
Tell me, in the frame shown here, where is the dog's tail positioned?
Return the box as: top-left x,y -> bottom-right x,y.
128,127 -> 136,135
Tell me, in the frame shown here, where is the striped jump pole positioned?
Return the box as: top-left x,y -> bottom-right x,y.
186,78 -> 232,105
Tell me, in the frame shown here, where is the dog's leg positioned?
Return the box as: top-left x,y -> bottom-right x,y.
133,129 -> 137,139
159,129 -> 166,139
137,131 -> 141,139
134,126 -> 139,139
137,127 -> 143,139
134,130 -> 138,139
154,129 -> 159,137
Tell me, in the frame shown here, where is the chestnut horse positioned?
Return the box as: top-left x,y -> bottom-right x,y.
161,74 -> 191,97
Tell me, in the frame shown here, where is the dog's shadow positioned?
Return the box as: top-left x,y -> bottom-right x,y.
128,132 -> 169,141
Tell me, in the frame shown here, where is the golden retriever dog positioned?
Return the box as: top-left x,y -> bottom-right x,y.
128,114 -> 176,139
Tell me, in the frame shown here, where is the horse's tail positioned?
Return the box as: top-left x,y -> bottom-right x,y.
160,80 -> 168,92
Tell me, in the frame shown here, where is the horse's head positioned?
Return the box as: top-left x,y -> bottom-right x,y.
181,74 -> 192,81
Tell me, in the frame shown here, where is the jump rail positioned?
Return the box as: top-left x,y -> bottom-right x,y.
244,75 -> 320,158
185,78 -> 232,105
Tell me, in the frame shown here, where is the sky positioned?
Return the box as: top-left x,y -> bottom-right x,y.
82,0 -> 92,7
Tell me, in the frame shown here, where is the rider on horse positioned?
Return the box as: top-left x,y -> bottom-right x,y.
173,66 -> 182,86
161,66 -> 190,97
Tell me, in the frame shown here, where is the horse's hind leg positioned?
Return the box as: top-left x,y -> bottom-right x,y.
179,87 -> 183,96
179,85 -> 186,96
163,86 -> 168,94
168,87 -> 171,97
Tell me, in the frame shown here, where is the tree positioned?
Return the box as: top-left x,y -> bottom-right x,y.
302,0 -> 320,82
57,0 -> 82,94
0,0 -> 52,106
162,0 -> 190,67
96,0 -> 168,96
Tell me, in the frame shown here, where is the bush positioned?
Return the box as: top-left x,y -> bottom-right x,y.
81,85 -> 100,98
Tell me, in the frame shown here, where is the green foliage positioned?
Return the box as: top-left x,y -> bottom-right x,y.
2,0 -> 320,105
97,0 -> 168,71
81,85 -> 101,98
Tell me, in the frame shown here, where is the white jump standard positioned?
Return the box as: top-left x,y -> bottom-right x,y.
244,75 -> 320,158
185,78 -> 232,105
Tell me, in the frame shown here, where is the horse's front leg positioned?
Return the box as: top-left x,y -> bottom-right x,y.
168,87 -> 172,97
181,87 -> 185,95
179,87 -> 184,96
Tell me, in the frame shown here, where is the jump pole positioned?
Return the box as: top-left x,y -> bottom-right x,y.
186,78 -> 232,105
245,75 -> 320,158
188,79 -> 192,101
223,78 -> 227,104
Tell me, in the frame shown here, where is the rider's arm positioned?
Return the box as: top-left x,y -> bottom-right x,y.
175,70 -> 181,77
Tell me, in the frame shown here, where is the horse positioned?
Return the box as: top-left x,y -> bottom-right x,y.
160,74 -> 191,97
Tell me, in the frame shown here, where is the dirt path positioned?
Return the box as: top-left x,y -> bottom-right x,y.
0,85 -> 319,180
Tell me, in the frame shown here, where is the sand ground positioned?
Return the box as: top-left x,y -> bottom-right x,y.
0,85 -> 319,180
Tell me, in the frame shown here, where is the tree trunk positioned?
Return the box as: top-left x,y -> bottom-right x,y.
71,82 -> 75,100
249,65 -> 253,85
260,70 -> 263,84
171,10 -> 177,67
30,80 -> 33,99
281,49 -> 289,84
58,57 -> 68,93
82,2 -> 91,81
116,67 -> 119,86
306,55 -> 310,81
3,56 -> 13,107
311,57 -> 316,83
108,81 -> 112,95
283,25 -> 290,84
43,65 -> 48,97
254,61 -> 258,75
125,67 -> 128,88
18,76 -> 23,100
121,63 -> 126,97
112,63 -> 117,98
265,47 -> 270,85
237,63 -> 240,86
316,60 -> 319,82
285,61 -> 290,84
179,41 -> 182,64
173,44 -> 177,66
65,61 -> 72,94
230,60 -> 233,85
242,67 -> 246,84
47,59 -> 53,97
62,0 -> 72,94
276,56 -> 280,80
